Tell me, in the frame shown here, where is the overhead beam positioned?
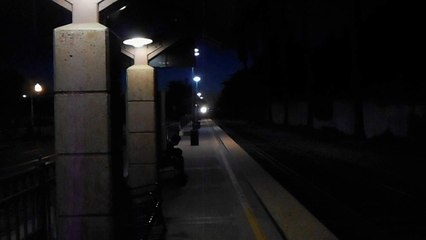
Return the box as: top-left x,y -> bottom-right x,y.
121,38 -> 179,63
52,0 -> 118,23
99,0 -> 119,11
52,0 -> 72,11
147,38 -> 178,61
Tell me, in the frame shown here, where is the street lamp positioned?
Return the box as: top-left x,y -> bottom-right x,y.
190,48 -> 201,146
190,75 -> 202,145
28,83 -> 42,135
193,75 -> 201,90
200,106 -> 208,114
123,37 -> 153,48
192,76 -> 201,120
35,83 -> 42,93
193,76 -> 201,106
123,37 -> 153,65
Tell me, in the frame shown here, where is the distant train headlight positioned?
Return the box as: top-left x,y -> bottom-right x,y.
200,106 -> 208,114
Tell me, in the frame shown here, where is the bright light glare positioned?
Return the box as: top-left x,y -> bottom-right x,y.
194,52 -> 200,56
200,106 -> 208,114
193,76 -> 201,82
194,48 -> 199,52
22,94 -> 27,98
197,92 -> 202,97
34,83 -> 42,93
119,6 -> 127,11
123,37 -> 153,48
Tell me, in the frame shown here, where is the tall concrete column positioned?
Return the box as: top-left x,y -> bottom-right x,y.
52,1 -> 117,239
124,46 -> 158,192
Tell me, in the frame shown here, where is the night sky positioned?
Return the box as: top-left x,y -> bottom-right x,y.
0,0 -> 69,91
0,0 -> 424,99
0,0 -> 246,97
156,39 -> 244,94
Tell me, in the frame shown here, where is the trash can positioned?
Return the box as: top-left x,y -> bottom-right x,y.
190,129 -> 199,146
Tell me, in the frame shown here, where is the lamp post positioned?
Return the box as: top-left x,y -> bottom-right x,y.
25,83 -> 42,135
191,75 -> 201,145
192,76 -> 201,127
190,48 -> 200,145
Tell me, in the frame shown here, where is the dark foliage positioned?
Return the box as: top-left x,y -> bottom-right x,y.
215,0 -> 425,128
0,68 -> 27,128
165,80 -> 192,120
215,65 -> 269,121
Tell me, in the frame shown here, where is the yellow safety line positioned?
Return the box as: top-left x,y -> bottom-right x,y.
244,202 -> 269,240
211,122 -> 269,240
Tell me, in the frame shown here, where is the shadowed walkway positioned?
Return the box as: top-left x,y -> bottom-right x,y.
161,119 -> 337,240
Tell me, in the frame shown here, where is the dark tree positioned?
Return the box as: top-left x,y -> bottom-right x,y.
165,80 -> 192,121
215,64 -> 269,121
0,68 -> 27,129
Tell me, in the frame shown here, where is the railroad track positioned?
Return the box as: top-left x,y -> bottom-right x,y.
218,121 -> 426,240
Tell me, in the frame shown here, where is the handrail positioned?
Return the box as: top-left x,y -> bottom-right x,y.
0,154 -> 56,180
0,154 -> 57,240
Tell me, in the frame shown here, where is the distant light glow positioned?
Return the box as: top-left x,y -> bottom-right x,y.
22,94 -> 27,98
200,106 -> 208,114
193,76 -> 201,82
194,48 -> 199,53
123,37 -> 153,48
119,6 -> 127,11
34,83 -> 42,93
197,92 -> 202,97
194,52 -> 200,56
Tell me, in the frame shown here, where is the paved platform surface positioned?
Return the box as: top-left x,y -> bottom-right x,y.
161,119 -> 338,240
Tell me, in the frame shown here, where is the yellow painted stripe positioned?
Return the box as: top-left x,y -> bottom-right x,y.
212,123 -> 269,240
244,203 -> 269,240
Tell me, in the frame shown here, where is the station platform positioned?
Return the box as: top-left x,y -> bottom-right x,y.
161,119 -> 338,240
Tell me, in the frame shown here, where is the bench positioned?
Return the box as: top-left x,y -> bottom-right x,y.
159,135 -> 187,186
128,183 -> 166,240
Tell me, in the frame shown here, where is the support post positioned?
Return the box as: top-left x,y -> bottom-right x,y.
52,0 -> 117,239
125,47 -> 157,192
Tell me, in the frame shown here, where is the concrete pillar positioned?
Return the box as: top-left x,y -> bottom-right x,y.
54,23 -> 113,240
126,63 -> 157,191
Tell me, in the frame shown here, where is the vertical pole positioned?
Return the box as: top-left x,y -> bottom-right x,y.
195,81 -> 199,123
191,67 -> 195,129
351,0 -> 365,139
190,81 -> 199,146
30,97 -> 35,131
160,91 -> 167,151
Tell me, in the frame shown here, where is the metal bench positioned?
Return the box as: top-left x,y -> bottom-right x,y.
127,183 -> 166,240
